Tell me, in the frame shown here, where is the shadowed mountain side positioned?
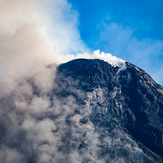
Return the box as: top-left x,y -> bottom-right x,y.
57,59 -> 163,159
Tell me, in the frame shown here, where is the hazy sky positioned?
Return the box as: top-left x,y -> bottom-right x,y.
68,0 -> 163,85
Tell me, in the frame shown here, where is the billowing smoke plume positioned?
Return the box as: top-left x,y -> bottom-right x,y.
0,0 -> 146,163
0,0 -> 126,98
0,0 -> 87,97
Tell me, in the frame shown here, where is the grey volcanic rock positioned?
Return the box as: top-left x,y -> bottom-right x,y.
57,59 -> 163,161
0,58 -> 162,163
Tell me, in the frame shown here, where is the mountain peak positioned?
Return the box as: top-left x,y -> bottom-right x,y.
57,59 -> 163,159
0,58 -> 162,163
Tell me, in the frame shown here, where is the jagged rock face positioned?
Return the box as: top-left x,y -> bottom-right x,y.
57,59 -> 163,161
0,59 -> 162,163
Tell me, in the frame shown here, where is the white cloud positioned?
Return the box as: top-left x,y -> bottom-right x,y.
63,50 -> 126,70
0,146 -> 24,163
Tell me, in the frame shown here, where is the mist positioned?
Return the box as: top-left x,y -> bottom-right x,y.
0,0 -> 126,98
0,0 -> 88,97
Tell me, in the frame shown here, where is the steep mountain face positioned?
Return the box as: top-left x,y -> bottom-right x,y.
56,59 -> 163,161
0,58 -> 162,163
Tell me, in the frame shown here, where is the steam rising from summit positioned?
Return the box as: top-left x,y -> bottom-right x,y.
0,0 -> 125,98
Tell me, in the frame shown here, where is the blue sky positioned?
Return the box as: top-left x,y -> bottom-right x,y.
68,0 -> 163,85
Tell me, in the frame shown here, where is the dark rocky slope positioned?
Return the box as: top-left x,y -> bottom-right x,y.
0,58 -> 162,163
57,59 -> 163,161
